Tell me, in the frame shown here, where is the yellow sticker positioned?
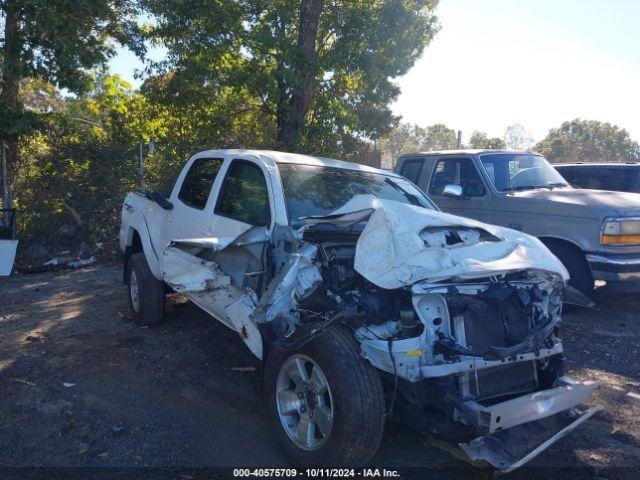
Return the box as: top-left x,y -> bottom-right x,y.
405,349 -> 423,356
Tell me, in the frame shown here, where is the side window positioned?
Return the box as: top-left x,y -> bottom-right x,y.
429,157 -> 485,197
560,167 -> 633,191
599,167 -> 634,192
399,158 -> 424,184
178,157 -> 223,209
557,167 -> 594,189
215,160 -> 271,226
555,167 -> 579,187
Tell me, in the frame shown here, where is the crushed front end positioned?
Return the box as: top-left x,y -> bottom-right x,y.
297,195 -> 600,472
352,272 -> 599,472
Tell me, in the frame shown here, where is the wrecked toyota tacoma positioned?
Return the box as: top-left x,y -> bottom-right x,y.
119,149 -> 600,471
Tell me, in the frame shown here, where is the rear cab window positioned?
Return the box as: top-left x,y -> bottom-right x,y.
178,157 -> 223,209
557,165 -> 636,192
399,158 -> 424,184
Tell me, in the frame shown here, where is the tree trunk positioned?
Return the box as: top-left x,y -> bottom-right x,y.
1,1 -> 23,186
276,0 -> 323,151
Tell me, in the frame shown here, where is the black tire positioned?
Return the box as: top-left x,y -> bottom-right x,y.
126,252 -> 165,326
264,327 -> 385,466
542,239 -> 593,296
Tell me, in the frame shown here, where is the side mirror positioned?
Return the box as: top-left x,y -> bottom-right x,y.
443,184 -> 463,198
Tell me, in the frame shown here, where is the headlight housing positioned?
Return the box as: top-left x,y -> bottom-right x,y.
600,217 -> 640,245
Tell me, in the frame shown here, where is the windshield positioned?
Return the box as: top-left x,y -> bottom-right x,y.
278,164 -> 435,227
479,153 -> 569,192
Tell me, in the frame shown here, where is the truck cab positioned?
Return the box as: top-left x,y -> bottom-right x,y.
395,150 -> 640,295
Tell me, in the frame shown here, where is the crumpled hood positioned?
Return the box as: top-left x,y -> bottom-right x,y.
504,188 -> 640,217
304,195 -> 569,289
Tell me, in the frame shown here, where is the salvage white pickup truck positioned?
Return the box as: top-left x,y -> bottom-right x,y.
119,149 -> 599,471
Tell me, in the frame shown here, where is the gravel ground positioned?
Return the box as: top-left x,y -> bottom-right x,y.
0,264 -> 639,479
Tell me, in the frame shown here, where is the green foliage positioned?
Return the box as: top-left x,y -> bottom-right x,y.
13,75 -> 141,247
378,123 -> 428,157
20,77 -> 65,113
0,98 -> 43,136
378,122 -> 457,157
535,119 -> 640,163
1,0 -> 143,94
422,123 -> 457,150
17,141 -> 138,244
140,0 -> 440,156
467,130 -> 506,150
1,0 -> 143,142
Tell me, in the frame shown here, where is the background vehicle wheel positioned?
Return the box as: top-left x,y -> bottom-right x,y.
542,239 -> 594,297
264,327 -> 385,466
126,253 -> 165,326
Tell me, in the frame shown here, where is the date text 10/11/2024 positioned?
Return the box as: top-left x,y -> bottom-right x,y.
233,469 -> 401,478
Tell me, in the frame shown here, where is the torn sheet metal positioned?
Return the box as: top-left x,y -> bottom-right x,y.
161,246 -> 231,292
304,195 -> 568,289
225,291 -> 262,359
460,379 -> 599,435
171,225 -> 269,252
460,406 -> 602,473
160,225 -> 314,359
0,239 -> 18,276
257,243 -> 322,331
198,220 -> 254,249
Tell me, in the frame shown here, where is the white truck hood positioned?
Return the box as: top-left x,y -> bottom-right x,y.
304,195 -> 569,289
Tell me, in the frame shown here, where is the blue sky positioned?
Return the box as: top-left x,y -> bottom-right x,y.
109,0 -> 640,143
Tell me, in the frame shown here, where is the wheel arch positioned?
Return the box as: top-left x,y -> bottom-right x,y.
122,222 -> 162,282
123,228 -> 143,283
538,235 -> 586,254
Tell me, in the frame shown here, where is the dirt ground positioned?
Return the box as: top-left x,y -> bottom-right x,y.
1,264 -> 639,478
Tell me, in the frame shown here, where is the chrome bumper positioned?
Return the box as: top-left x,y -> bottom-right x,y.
587,252 -> 640,282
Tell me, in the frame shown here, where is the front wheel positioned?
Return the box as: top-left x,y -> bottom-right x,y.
264,327 -> 386,466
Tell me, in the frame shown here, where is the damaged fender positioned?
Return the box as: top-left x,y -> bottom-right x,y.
159,226 -> 321,360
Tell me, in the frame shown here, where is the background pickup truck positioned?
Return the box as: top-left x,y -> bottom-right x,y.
395,150 -> 640,295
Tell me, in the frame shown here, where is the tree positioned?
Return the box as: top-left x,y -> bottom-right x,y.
142,0 -> 440,155
535,118 -> 640,163
378,123 -> 427,158
423,123 -> 456,150
467,130 -> 505,150
504,123 -> 533,150
379,122 -> 457,158
1,0 -> 143,180
19,77 -> 65,113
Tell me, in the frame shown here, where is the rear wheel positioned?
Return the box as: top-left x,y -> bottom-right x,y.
542,239 -> 593,297
126,253 -> 165,326
264,327 -> 385,466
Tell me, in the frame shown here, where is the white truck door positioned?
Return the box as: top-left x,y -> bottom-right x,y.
162,155 -> 275,359
162,155 -> 225,246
